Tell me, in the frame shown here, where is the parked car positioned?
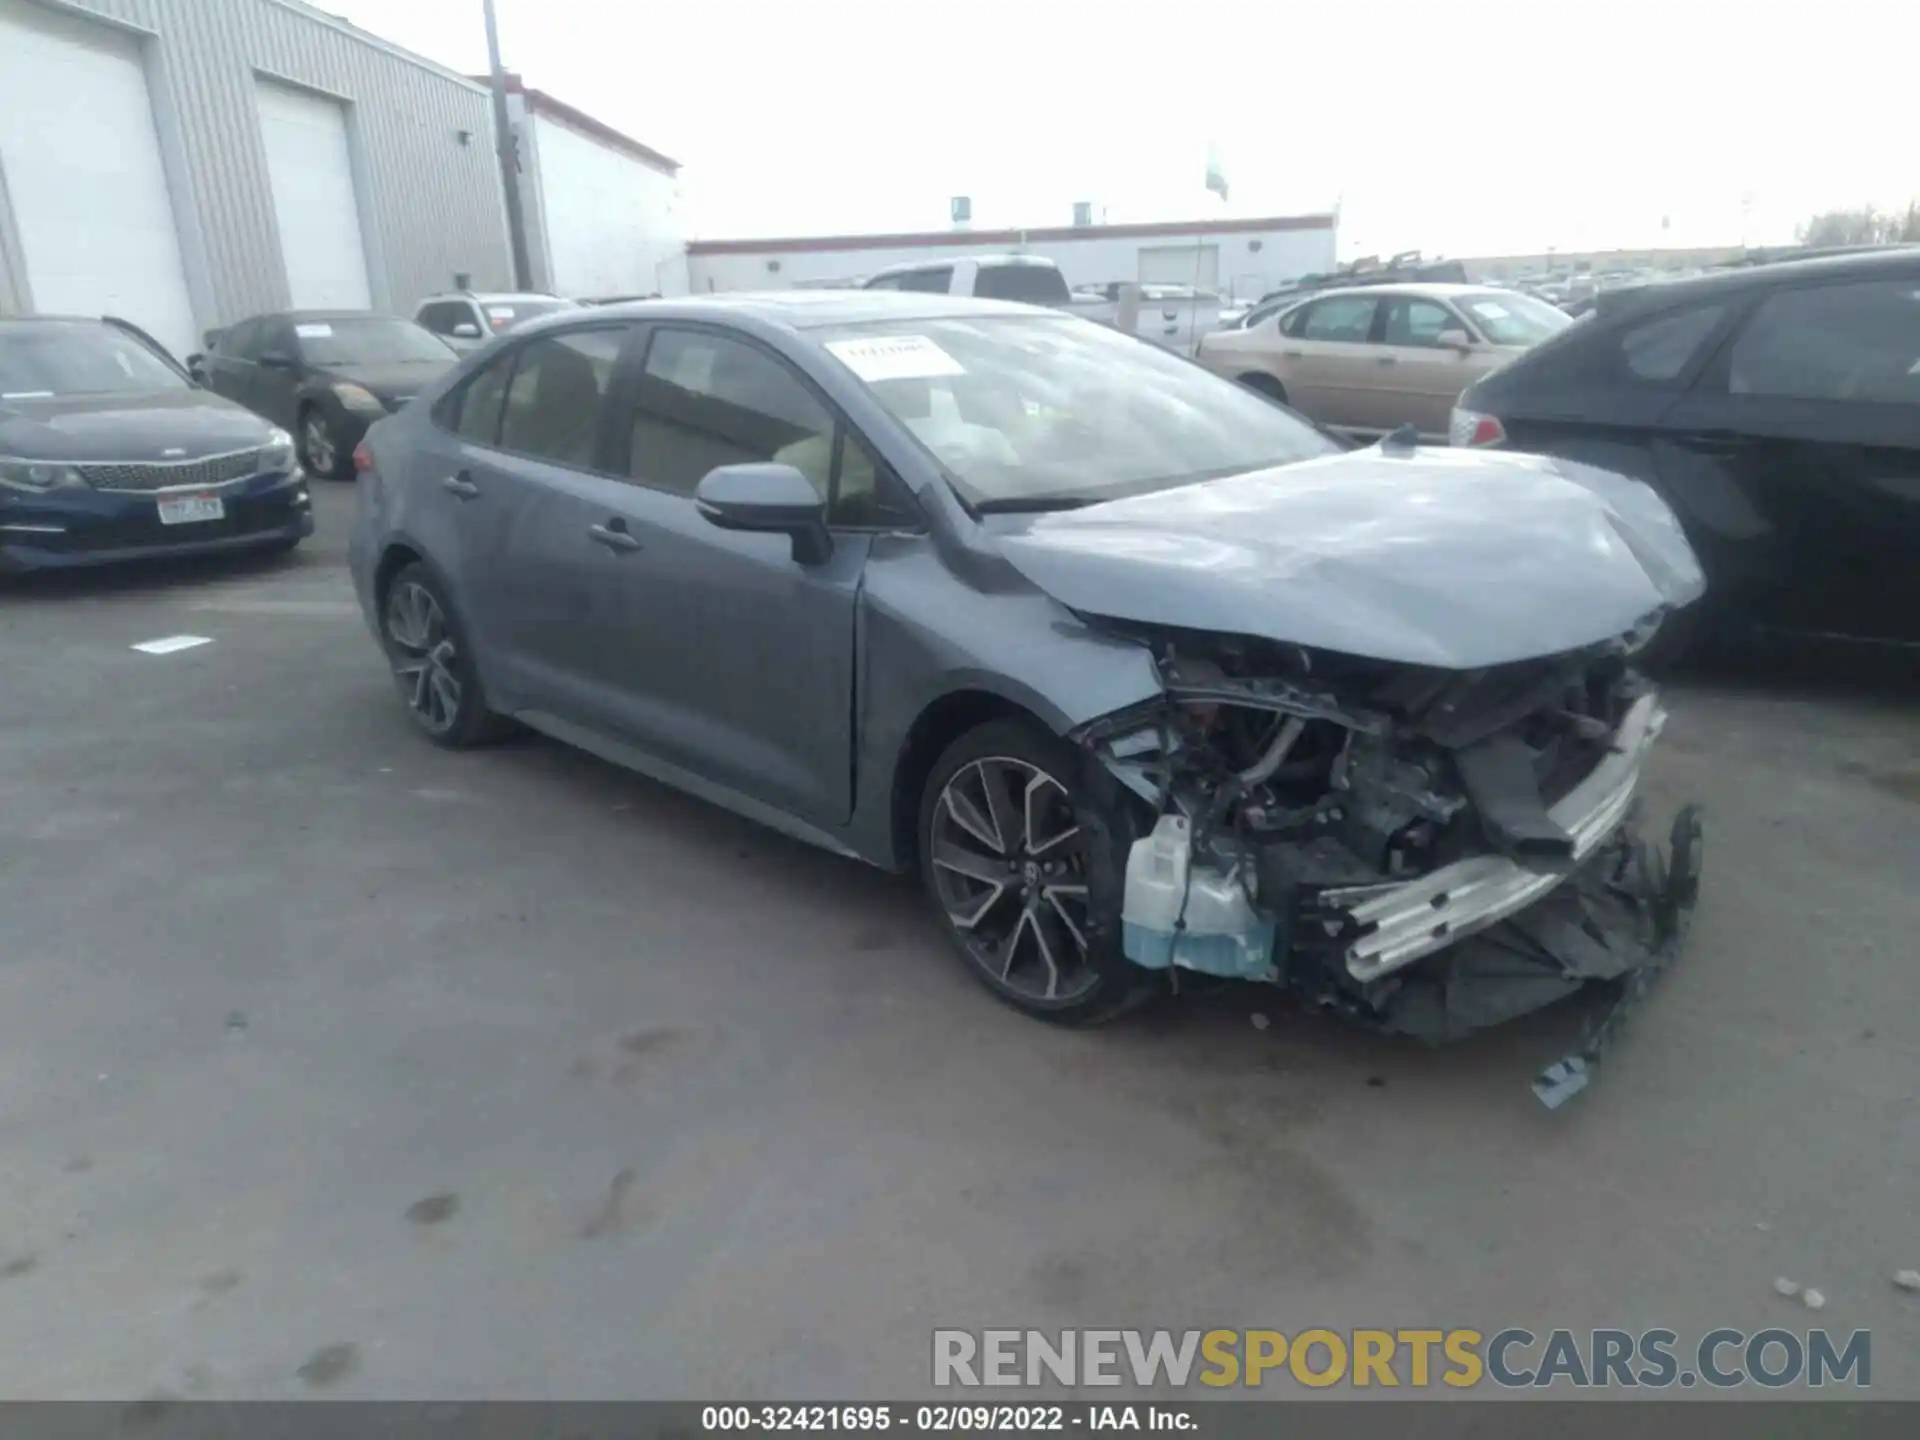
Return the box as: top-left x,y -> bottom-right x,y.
349,292 -> 1704,1100
1196,283 -> 1575,440
862,255 -> 1073,307
1453,247 -> 1920,651
0,315 -> 308,573
192,311 -> 458,480
412,291 -> 580,353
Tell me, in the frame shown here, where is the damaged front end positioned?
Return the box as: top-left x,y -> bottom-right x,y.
1075,624 -> 1704,1107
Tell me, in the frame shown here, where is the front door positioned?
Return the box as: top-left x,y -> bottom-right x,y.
1656,276 -> 1920,642
575,323 -> 867,829
248,316 -> 304,429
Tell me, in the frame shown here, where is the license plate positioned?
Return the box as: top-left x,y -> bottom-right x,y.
157,493 -> 224,525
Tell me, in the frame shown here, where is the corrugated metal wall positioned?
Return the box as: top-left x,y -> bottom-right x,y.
9,0 -> 511,333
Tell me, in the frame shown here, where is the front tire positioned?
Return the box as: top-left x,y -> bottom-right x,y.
298,405 -> 354,481
917,719 -> 1152,1025
379,562 -> 511,748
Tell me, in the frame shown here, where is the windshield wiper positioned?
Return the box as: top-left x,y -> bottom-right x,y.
971,494 -> 1103,514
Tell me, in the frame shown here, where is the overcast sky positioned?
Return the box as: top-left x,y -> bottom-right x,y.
322,0 -> 1912,258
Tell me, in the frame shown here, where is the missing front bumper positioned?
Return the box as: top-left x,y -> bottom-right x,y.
1323,693 -> 1667,984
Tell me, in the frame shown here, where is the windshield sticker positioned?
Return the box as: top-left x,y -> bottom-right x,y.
295,323 -> 334,338
826,335 -> 966,383
485,307 -> 516,320
1471,301 -> 1511,319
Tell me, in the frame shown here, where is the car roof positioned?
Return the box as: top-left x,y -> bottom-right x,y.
1589,245 -> 1920,317
0,314 -> 112,329
419,291 -> 566,304
1285,282 -> 1514,302
560,290 -> 1050,330
866,254 -> 1060,279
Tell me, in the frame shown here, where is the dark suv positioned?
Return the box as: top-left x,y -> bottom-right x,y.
1452,249 -> 1920,649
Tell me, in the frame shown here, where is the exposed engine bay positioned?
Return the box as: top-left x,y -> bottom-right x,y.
1075,621 -> 1704,1108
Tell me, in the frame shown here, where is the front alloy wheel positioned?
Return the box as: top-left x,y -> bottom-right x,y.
919,720 -> 1149,1024
300,409 -> 351,481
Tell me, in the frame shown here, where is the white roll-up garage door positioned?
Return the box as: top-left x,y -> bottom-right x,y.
1138,244 -> 1221,290
0,0 -> 199,360
255,80 -> 373,311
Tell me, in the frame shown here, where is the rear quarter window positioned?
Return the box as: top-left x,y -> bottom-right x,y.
973,265 -> 1071,306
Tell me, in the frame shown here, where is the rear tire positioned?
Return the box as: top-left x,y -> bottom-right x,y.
378,562 -> 512,748
1238,372 -> 1288,405
298,405 -> 354,482
917,719 -> 1154,1026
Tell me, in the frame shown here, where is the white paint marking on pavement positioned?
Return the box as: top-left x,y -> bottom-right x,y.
131,635 -> 213,656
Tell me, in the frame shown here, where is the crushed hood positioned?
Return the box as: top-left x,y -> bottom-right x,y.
994,446 -> 1706,669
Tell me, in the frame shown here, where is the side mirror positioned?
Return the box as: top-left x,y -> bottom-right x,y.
258,350 -> 294,368
694,463 -> 832,566
451,322 -> 482,339
1435,329 -> 1474,353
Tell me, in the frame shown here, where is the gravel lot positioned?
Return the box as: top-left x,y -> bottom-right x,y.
1,480 -> 1916,1400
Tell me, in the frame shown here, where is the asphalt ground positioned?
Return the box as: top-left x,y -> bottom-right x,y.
0,480 -> 1916,1400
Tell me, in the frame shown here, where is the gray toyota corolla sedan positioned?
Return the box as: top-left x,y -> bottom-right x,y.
350,292 -> 1706,1105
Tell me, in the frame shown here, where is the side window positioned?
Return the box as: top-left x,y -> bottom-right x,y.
1278,305 -> 1310,338
222,319 -> 261,360
258,317 -> 294,360
417,302 -> 468,337
895,267 -> 955,294
628,329 -> 835,497
1619,304 -> 1727,383
830,430 -> 921,529
450,351 -> 515,445
1381,298 -> 1460,347
1298,296 -> 1378,343
1725,282 -> 1920,404
864,275 -> 904,291
496,328 -> 627,469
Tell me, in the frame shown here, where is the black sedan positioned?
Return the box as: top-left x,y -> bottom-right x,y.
0,316 -> 310,575
191,312 -> 457,480
1452,248 -> 1920,652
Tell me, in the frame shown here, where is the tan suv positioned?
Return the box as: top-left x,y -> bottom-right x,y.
1196,283 -> 1572,440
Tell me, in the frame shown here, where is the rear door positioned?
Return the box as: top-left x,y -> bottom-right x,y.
1372,295 -> 1483,438
1656,275 -> 1920,641
576,323 -> 874,829
1284,294 -> 1384,429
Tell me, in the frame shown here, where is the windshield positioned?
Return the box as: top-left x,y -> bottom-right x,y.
1456,291 -> 1573,346
295,317 -> 454,366
815,314 -> 1339,510
973,265 -> 1072,307
0,323 -> 187,399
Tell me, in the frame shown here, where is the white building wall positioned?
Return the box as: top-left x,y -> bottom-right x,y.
524,112 -> 683,298
686,221 -> 1336,300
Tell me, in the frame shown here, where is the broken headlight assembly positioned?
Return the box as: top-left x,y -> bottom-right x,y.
1076,624 -> 1704,1108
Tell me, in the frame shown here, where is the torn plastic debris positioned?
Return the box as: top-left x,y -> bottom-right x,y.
1531,804 -> 1704,1109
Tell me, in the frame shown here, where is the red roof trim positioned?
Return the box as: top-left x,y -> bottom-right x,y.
482,73 -> 681,175
686,213 -> 1336,257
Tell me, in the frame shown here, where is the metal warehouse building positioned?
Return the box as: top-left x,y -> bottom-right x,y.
686,214 -> 1340,300
0,0 -> 514,361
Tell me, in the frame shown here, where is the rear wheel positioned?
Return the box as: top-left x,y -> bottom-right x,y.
298,405 -> 353,481
379,562 -> 511,748
917,720 -> 1152,1025
1238,372 -> 1287,405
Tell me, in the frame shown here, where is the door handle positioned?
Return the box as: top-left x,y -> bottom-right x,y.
588,521 -> 641,553
1374,354 -> 1398,365
442,473 -> 480,499
1281,349 -> 1304,359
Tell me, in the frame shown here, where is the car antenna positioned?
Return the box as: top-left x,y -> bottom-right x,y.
1381,423 -> 1419,452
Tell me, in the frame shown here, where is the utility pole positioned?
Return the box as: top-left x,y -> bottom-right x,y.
483,0 -> 533,290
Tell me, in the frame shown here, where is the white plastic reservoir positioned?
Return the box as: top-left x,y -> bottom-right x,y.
1121,815 -> 1277,981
